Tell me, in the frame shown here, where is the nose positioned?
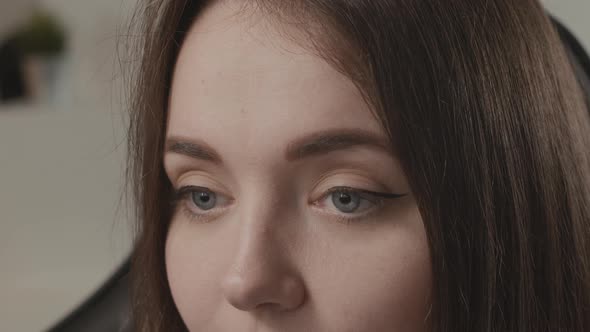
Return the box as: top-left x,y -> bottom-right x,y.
221,223 -> 306,312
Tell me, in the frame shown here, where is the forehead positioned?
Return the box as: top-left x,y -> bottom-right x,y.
167,0 -> 384,158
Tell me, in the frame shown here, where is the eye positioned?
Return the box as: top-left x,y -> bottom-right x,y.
172,185 -> 231,222
316,186 -> 406,221
330,190 -> 367,213
191,189 -> 216,210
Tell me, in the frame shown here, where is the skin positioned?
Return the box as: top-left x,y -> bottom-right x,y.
163,1 -> 432,331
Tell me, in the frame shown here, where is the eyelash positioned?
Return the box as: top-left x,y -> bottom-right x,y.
171,185 -> 405,224
313,186 -> 404,224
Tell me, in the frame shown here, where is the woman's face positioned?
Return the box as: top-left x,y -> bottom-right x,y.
164,1 -> 432,331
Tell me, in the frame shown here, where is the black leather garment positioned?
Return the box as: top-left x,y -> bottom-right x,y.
46,259 -> 132,332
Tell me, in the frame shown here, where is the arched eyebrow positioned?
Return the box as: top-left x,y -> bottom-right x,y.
165,128 -> 392,164
284,128 -> 392,161
166,138 -> 222,164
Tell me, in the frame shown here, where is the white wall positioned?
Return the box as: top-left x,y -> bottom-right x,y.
0,0 -> 35,40
0,1 -> 587,331
543,0 -> 590,51
0,0 -> 136,331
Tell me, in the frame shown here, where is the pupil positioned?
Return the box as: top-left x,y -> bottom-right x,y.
339,193 -> 352,205
199,192 -> 210,202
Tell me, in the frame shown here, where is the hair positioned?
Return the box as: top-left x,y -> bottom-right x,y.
125,0 -> 590,331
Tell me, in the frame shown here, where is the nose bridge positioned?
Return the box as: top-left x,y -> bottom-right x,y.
236,182 -> 286,253
232,211 -> 282,275
234,177 -> 295,256
221,185 -> 306,312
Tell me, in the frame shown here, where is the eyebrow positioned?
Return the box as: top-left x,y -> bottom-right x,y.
165,128 -> 392,164
284,129 -> 392,161
166,138 -> 223,164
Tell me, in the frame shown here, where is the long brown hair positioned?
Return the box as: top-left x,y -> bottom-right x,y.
125,0 -> 590,330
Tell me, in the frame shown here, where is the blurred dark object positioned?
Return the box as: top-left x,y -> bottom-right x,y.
0,9 -> 67,103
0,37 -> 26,101
14,10 -> 66,56
46,259 -> 133,332
14,9 -> 67,101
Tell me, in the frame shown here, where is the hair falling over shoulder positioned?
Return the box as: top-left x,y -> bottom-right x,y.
122,0 -> 590,331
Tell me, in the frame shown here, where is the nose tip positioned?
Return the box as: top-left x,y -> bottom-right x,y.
222,266 -> 306,312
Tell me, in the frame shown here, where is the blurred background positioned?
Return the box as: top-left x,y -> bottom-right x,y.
0,0 -> 135,331
0,0 -> 588,331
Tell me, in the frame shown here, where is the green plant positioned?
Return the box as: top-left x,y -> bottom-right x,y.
15,10 -> 66,56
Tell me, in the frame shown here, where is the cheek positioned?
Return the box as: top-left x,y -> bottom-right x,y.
306,212 -> 432,331
165,218 -> 230,328
164,205 -> 432,331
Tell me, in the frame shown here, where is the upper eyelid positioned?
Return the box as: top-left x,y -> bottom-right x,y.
317,187 -> 387,208
313,185 -> 406,204
318,187 -> 380,203
324,186 -> 384,196
174,174 -> 232,194
177,185 -> 232,201
177,185 -> 398,201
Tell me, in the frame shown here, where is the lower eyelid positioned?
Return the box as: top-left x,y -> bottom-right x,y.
310,203 -> 382,224
180,198 -> 229,222
313,196 -> 381,217
179,204 -> 217,223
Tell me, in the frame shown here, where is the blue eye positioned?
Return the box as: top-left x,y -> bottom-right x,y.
172,185 -> 405,224
173,186 -> 230,220
320,187 -> 406,220
331,191 -> 362,213
191,190 -> 216,210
